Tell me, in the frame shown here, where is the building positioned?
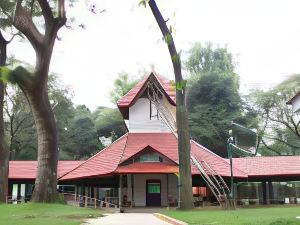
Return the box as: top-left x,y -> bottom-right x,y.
287,90 -> 300,112
7,72 -> 300,207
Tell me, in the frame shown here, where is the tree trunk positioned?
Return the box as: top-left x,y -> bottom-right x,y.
0,32 -> 9,203
0,82 -> 8,203
148,0 -> 194,209
25,85 -> 58,202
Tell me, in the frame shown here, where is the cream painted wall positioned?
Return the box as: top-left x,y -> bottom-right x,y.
130,173 -> 178,207
292,96 -> 300,112
128,98 -> 171,132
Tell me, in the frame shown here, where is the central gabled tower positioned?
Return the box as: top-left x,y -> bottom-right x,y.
117,72 -> 176,133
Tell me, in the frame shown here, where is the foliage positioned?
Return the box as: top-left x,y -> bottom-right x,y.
61,105 -> 103,160
250,74 -> 300,156
4,75 -> 103,160
186,42 -> 235,75
109,72 -> 139,104
0,203 -> 102,225
93,107 -> 127,142
163,206 -> 300,225
186,43 -> 257,157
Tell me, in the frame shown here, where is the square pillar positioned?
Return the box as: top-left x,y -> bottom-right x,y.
268,182 -> 274,204
119,175 -> 123,211
127,174 -> 132,202
262,181 -> 270,204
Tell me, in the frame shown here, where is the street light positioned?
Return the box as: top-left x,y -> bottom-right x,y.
227,122 -> 257,208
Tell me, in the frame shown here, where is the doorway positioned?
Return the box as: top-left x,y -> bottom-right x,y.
146,180 -> 161,206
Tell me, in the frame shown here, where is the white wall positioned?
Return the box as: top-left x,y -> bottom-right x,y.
128,98 -> 171,133
292,96 -> 300,112
132,173 -> 178,207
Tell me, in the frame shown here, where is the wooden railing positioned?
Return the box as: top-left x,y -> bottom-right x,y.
61,193 -> 119,209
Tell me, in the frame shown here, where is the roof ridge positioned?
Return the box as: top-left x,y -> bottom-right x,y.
58,133 -> 129,180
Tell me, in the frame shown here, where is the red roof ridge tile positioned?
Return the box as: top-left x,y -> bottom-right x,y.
58,133 -> 129,180
117,72 -> 176,108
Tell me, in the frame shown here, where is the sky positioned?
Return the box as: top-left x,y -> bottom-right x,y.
8,0 -> 300,110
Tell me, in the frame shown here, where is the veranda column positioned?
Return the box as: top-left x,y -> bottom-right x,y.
85,186 -> 88,207
119,175 -> 123,211
94,187 -> 97,208
262,181 -> 270,204
127,175 -> 132,204
268,182 -> 274,204
74,186 -> 77,201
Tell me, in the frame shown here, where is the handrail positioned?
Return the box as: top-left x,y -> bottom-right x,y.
61,192 -> 119,209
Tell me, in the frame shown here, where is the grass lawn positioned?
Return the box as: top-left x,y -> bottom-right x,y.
163,206 -> 300,225
0,203 -> 102,225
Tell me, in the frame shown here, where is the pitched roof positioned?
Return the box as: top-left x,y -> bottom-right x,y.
232,156 -> 300,177
120,133 -> 179,164
59,132 -> 247,180
8,161 -> 83,180
286,90 -> 300,104
117,72 -> 176,118
191,141 -> 247,178
60,134 -> 128,180
115,162 -> 179,174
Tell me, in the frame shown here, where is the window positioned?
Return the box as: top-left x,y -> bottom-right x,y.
140,153 -> 162,162
150,101 -> 159,120
148,183 -> 161,194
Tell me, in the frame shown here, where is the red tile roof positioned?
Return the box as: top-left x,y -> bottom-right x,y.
120,133 -> 179,164
117,72 -> 176,108
8,161 -> 83,180
59,133 -> 247,180
232,156 -> 300,177
191,141 -> 247,178
115,162 -> 179,174
60,134 -> 128,180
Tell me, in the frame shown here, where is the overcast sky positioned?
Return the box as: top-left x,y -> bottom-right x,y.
8,0 -> 300,110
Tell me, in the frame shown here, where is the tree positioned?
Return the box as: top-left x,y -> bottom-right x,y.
60,105 -> 103,160
251,74 -> 300,155
0,0 -> 67,202
4,74 -> 74,160
186,43 -> 248,157
5,85 -> 36,160
0,31 -> 9,203
110,72 -> 139,104
93,107 -> 127,142
146,0 -> 194,209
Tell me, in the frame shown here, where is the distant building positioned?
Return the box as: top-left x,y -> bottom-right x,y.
287,91 -> 300,112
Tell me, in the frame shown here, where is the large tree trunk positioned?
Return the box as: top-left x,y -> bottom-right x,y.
0,32 -> 9,203
25,85 -> 58,202
0,82 -> 8,203
148,0 -> 194,209
10,0 -> 66,202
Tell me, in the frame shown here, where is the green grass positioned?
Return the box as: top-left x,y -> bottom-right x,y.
163,206 -> 300,225
0,203 -> 102,225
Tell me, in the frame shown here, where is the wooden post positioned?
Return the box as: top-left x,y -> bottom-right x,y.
94,187 -> 97,208
74,186 -> 77,201
85,186 -> 88,207
119,175 -> 123,211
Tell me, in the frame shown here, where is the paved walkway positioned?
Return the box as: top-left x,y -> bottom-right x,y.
84,213 -> 171,225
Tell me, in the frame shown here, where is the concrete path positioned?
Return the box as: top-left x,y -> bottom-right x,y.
84,213 -> 172,225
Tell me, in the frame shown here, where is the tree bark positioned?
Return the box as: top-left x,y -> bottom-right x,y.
11,0 -> 66,202
148,0 -> 194,209
24,85 -> 58,202
0,32 -> 9,203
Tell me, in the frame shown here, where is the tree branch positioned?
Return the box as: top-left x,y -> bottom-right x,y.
13,0 -> 43,52
261,138 -> 281,155
37,0 -> 54,27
